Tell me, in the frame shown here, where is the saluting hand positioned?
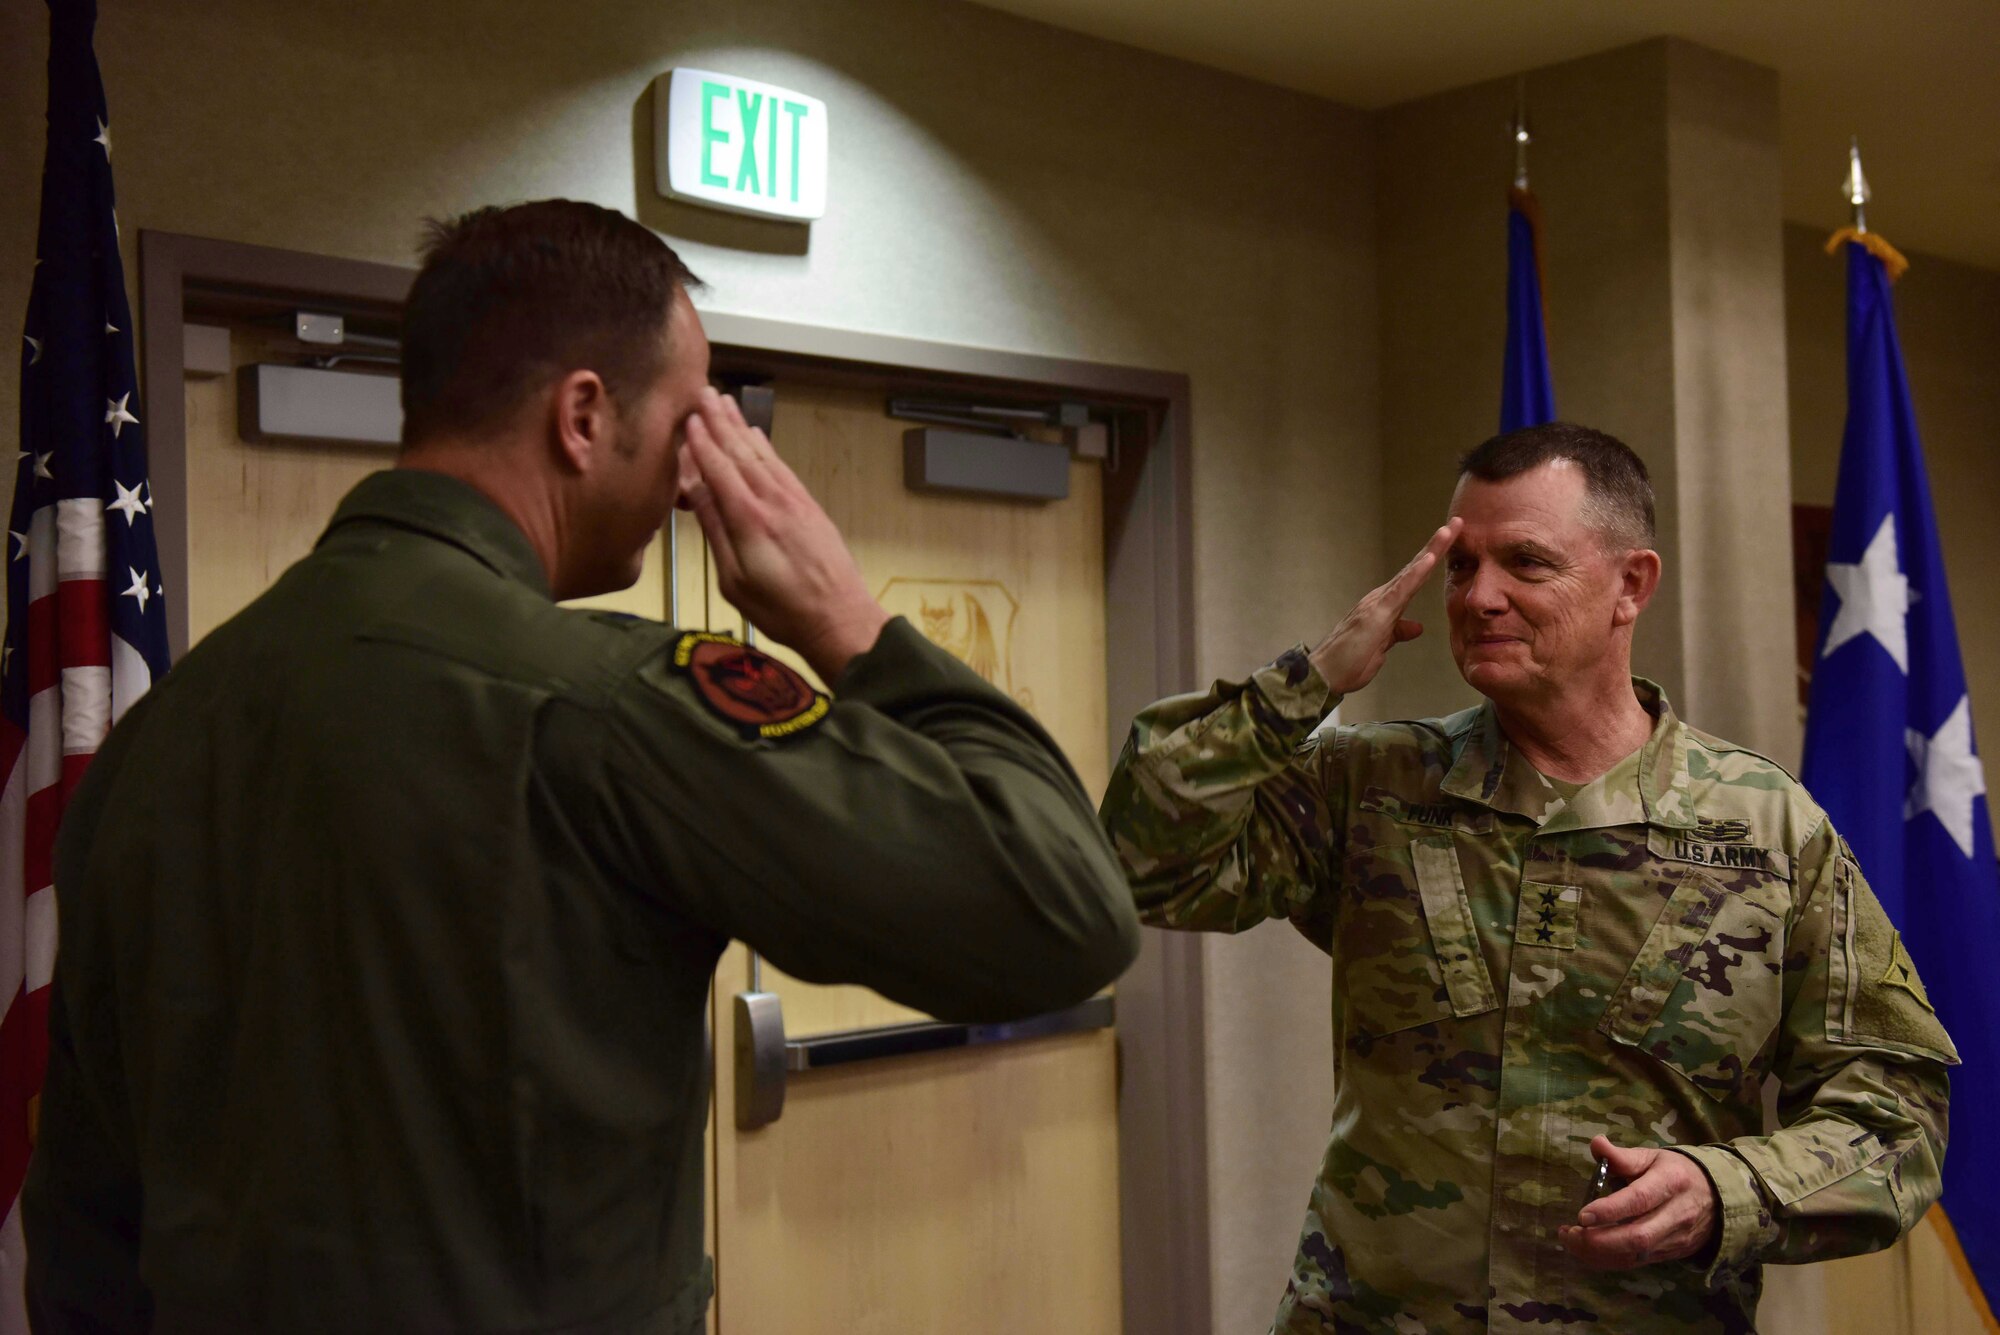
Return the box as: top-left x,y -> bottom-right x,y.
679,388 -> 891,685
1307,519 -> 1461,696
1558,1136 -> 1720,1271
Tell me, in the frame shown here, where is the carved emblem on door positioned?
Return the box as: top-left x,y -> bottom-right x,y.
876,578 -> 1029,708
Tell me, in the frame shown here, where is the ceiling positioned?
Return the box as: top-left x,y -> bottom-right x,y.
971,0 -> 2000,272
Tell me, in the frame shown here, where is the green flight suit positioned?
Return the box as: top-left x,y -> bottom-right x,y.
25,469 -> 1139,1333
1100,647 -> 1956,1335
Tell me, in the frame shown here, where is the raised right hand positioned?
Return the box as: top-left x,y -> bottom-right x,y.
1307,519 -> 1461,696
678,388 -> 891,686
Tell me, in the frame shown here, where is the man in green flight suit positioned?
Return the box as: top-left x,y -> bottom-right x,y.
1101,423 -> 1956,1334
24,200 -> 1140,1332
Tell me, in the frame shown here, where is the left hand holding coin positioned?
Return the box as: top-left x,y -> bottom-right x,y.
1558,1135 -> 1719,1270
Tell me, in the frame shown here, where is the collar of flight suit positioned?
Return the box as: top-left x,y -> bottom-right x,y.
1437,677 -> 1698,833
317,468 -> 554,600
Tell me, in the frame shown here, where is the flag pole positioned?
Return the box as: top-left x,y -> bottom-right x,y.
1844,136 -> 1870,233
1827,135 -> 1908,279
1511,80 -> 1531,191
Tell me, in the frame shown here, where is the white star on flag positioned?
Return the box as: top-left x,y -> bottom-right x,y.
24,334 -> 42,365
1822,514 -> 1913,673
120,566 -> 151,612
104,321 -> 119,336
1907,695 -> 1988,858
94,116 -> 111,158
33,452 -> 54,480
105,392 -> 138,438
107,478 -> 148,525
9,531 -> 25,560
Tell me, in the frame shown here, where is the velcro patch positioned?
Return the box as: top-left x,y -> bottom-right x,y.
1515,880 -> 1582,950
1879,931 -> 1936,1013
1648,826 -> 1792,880
1358,790 -> 1491,834
672,632 -> 830,741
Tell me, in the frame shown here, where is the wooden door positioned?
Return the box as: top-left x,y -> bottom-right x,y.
178,319 -> 670,642
697,379 -> 1123,1334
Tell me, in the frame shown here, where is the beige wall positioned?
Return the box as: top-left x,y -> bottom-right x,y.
0,0 -> 1373,1327
1785,221 -> 2000,763
1663,41 -> 1797,764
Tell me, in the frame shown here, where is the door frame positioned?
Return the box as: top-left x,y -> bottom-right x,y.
138,228 -> 1215,1335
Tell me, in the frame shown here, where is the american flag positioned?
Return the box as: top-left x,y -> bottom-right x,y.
0,0 -> 173,1317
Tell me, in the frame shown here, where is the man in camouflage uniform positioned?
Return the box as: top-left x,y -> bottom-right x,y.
1101,423 -> 1956,1333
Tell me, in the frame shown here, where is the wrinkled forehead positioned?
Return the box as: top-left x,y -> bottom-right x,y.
1447,461 -> 1596,546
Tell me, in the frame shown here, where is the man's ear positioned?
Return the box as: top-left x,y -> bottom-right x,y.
1614,548 -> 1663,627
550,369 -> 612,475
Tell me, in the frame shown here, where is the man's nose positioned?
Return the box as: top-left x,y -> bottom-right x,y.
1461,566 -> 1509,615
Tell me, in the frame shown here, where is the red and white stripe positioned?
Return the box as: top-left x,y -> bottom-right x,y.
0,495 -> 153,1307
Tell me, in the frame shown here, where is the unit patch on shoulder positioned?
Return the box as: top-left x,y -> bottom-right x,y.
1879,931 -> 1937,1013
671,632 -> 830,741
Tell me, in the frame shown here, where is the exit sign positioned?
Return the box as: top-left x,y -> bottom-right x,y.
655,69 -> 828,222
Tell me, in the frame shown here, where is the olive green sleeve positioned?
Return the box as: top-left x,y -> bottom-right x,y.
1672,818 -> 1956,1284
1096,647 -> 1346,945
559,617 -> 1139,1023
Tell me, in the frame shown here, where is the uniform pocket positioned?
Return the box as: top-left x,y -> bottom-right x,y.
1339,835 -> 1497,1040
1598,868 -> 1784,1099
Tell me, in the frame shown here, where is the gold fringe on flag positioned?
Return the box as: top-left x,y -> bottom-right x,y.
1928,1205 -> 2000,1335
1825,226 -> 1911,282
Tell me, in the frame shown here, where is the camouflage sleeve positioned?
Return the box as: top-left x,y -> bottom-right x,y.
1673,817 -> 1957,1281
1097,646 -> 1345,942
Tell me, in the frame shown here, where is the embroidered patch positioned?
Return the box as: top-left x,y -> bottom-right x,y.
1647,826 -> 1791,879
1879,931 -> 1937,1013
1696,817 -> 1753,844
672,632 -> 830,741
1515,880 -> 1582,950
1358,789 -> 1487,833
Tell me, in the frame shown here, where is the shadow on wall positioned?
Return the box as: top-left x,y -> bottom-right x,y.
629,85 -> 810,258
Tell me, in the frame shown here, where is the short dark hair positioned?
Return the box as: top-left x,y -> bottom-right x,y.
1458,422 -> 1656,550
400,200 -> 701,446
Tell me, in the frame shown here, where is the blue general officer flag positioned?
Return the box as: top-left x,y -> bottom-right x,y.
1499,188 -> 1555,433
1801,237 -> 1998,1309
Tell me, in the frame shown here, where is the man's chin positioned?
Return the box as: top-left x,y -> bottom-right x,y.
1458,658 -> 1528,698
558,555 -> 646,605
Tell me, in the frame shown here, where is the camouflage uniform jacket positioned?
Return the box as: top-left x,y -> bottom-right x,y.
1100,648 -> 1957,1335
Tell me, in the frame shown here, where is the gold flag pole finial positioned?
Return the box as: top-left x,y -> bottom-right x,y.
1844,136 -> 1871,233
1511,81 -> 1532,191
1826,137 -> 1908,279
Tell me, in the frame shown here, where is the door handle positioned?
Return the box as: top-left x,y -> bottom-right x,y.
734,989 -> 788,1130
785,994 -> 1114,1072
732,990 -> 1116,1130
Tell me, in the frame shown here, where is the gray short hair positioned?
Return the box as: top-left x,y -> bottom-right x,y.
1458,422 -> 1656,551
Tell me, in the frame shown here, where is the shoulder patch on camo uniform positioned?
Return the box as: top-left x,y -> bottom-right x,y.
671,632 -> 830,742
1879,931 -> 1936,1013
